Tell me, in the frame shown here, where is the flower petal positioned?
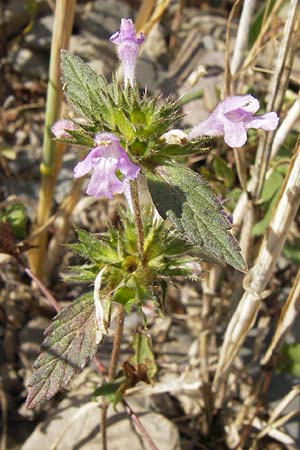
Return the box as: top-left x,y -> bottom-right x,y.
110,18 -> 144,86
189,113 -> 224,139
220,95 -> 260,115
223,118 -> 247,148
110,19 -> 144,45
118,149 -> 140,179
86,170 -> 124,199
73,148 -> 100,178
51,119 -> 76,139
244,111 -> 279,131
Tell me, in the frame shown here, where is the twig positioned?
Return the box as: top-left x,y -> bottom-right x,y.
213,137 -> 300,387
25,267 -> 62,312
122,399 -> 159,450
101,404 -> 108,450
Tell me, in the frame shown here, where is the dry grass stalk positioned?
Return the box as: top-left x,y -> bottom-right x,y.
271,95 -> 300,159
256,385 -> 300,440
250,417 -> 298,447
135,0 -> 156,32
28,0 -> 76,279
250,0 -> 300,199
230,0 -> 257,77
140,0 -> 171,36
261,268 -> 300,365
238,203 -> 254,266
235,0 -> 286,79
213,137 -> 300,387
265,385 -> 300,426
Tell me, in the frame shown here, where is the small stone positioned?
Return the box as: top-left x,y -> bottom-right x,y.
21,394 -> 181,450
24,15 -> 53,50
3,0 -> 49,39
9,48 -> 49,79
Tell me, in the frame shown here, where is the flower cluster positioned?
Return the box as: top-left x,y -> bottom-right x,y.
74,133 -> 139,199
51,19 -> 279,201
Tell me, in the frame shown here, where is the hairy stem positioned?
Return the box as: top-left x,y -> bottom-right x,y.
101,303 -> 125,450
108,304 -> 125,380
130,179 -> 145,266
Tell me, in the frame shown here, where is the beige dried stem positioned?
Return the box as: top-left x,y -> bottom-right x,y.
261,267 -> 300,366
28,0 -> 76,279
256,385 -> 300,441
139,0 -> 171,36
250,0 -> 300,200
225,0 -> 256,192
135,0 -> 156,33
271,93 -> 300,159
213,137 -> 300,388
234,0 -> 286,79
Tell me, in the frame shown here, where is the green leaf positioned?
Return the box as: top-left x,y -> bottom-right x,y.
0,203 -> 27,239
252,193 -> 279,236
212,155 -> 235,187
71,228 -> 120,264
26,293 -> 99,408
61,50 -> 112,123
93,376 -> 126,405
260,169 -> 283,203
114,286 -> 136,306
252,169 -> 283,236
129,333 -> 157,382
147,164 -> 246,272
277,343 -> 300,378
283,239 -> 300,264
249,0 -> 277,47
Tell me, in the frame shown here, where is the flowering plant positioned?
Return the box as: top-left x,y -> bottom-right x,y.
27,18 -> 279,416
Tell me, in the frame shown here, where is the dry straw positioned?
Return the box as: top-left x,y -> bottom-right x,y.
214,137 -> 300,386
28,0 -> 75,279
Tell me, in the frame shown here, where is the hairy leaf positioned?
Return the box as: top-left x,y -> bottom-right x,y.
61,50 -> 112,124
147,164 -> 246,272
26,293 -> 99,408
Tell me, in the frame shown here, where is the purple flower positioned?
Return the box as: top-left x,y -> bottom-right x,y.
110,18 -> 144,86
189,95 -> 279,148
74,132 -> 140,199
51,119 -> 76,138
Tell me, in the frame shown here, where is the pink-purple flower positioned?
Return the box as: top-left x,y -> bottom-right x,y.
110,18 -> 144,86
51,119 -> 77,139
189,95 -> 279,148
73,132 -> 140,199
